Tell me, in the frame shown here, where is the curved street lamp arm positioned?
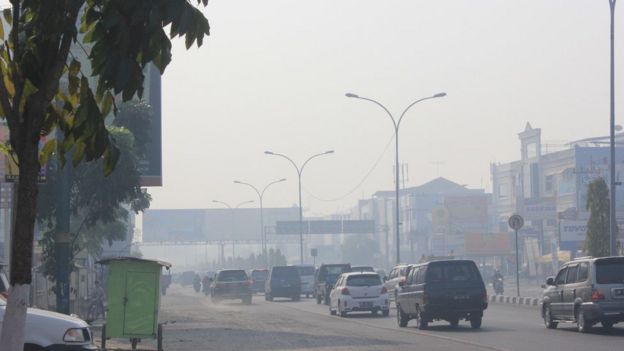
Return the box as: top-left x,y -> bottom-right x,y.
212,200 -> 232,208
261,178 -> 287,198
235,200 -> 254,208
268,152 -> 301,176
301,151 -> 333,174
396,96 -> 436,129
351,96 -> 397,130
234,180 -> 262,199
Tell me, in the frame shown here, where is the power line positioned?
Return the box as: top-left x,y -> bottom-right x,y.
303,133 -> 395,202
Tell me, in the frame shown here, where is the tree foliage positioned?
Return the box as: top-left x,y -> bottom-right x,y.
37,101 -> 153,282
584,178 -> 612,257
0,2 -> 210,350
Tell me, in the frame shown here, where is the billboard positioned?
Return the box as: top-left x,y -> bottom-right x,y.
464,233 -> 511,256
559,220 -> 586,251
444,196 -> 488,225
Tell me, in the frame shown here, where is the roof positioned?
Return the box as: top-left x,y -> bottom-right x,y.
341,271 -> 380,277
373,177 -> 483,198
97,256 -> 172,268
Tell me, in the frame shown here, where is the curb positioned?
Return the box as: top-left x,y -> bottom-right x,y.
490,294 -> 540,306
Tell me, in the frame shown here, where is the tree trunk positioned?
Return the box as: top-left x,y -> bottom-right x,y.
0,136 -> 41,351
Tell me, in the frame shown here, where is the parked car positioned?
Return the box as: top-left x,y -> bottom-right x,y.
0,295 -> 97,350
295,264 -> 316,297
541,256 -> 624,332
384,264 -> 411,303
210,269 -> 252,304
351,265 -> 375,273
315,263 -> 351,305
265,266 -> 302,301
250,269 -> 269,293
396,260 -> 488,329
329,272 -> 390,317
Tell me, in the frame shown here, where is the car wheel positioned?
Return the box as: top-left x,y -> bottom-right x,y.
576,309 -> 591,333
339,301 -> 347,317
396,304 -> 409,327
449,318 -> 459,327
324,294 -> 330,306
543,304 -> 558,329
24,344 -> 46,351
382,309 -> 390,317
470,316 -> 482,329
415,307 -> 428,330
329,304 -> 337,315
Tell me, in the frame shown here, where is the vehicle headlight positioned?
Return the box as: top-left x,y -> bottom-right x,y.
63,328 -> 87,343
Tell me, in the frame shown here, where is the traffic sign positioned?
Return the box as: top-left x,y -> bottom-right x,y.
508,214 -> 524,230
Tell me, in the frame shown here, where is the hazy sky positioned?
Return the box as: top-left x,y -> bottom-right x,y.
147,0 -> 624,216
5,1 -> 620,217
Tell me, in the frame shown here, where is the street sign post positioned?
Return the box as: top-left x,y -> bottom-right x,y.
508,214 -> 524,297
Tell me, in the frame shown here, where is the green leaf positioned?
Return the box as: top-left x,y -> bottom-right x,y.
39,139 -> 57,167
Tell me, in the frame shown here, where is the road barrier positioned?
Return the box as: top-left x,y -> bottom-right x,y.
490,294 -> 540,306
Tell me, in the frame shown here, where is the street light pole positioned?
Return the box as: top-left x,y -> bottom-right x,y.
609,0 -> 618,256
212,199 -> 254,260
265,150 -> 334,264
234,178 -> 287,267
345,92 -> 446,264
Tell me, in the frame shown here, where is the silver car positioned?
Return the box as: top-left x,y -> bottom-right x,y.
542,256 -> 624,332
295,264 -> 316,297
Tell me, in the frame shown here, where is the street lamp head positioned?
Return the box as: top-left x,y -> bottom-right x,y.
345,93 -> 359,98
325,150 -> 335,154
264,151 -> 274,155
279,178 -> 287,182
433,92 -> 447,98
233,180 -> 241,184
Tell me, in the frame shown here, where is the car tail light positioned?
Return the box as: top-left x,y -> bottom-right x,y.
381,286 -> 387,294
341,287 -> 350,295
592,290 -> 605,301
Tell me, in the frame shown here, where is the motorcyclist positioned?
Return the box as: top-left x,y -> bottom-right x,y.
193,274 -> 201,293
492,270 -> 504,294
202,275 -> 211,296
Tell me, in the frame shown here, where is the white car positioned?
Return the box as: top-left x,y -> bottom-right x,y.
0,296 -> 97,351
329,272 -> 390,317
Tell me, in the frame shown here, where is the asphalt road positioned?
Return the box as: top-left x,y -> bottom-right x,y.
97,285 -> 624,351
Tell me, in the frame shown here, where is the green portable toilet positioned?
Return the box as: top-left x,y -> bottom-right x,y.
98,257 -> 172,350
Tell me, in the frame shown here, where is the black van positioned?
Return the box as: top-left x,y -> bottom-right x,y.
396,260 -> 488,329
265,266 -> 302,301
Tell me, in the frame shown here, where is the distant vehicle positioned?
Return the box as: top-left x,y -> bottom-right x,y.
294,264 -> 316,297
265,266 -> 302,301
493,277 -> 504,295
180,270 -> 196,287
351,265 -> 375,273
250,269 -> 269,293
384,264 -> 411,303
329,272 -> 389,317
396,260 -> 488,329
541,256 -> 624,332
314,263 -> 351,305
375,268 -> 388,281
210,269 -> 252,304
0,295 -> 97,350
160,271 -> 172,295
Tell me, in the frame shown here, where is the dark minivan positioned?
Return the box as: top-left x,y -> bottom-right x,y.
396,260 -> 487,329
265,266 -> 302,301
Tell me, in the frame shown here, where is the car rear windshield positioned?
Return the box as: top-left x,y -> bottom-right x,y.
297,266 -> 315,276
352,266 -> 374,272
596,260 -> 624,284
218,270 -> 248,282
272,266 -> 299,278
347,274 -> 381,287
251,270 -> 268,279
427,262 -> 481,283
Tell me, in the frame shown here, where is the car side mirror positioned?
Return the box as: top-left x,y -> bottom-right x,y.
545,277 -> 554,286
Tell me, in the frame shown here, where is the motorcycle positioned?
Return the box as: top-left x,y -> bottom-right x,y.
493,277 -> 504,295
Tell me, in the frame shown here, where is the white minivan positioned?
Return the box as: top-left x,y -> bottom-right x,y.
0,296 -> 97,351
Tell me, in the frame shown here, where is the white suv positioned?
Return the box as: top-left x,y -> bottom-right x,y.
329,272 -> 390,317
0,296 -> 97,350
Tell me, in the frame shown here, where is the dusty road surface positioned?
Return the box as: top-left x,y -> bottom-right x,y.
95,285 -> 624,351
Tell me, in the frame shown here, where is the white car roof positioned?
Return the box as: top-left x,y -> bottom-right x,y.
341,272 -> 380,277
